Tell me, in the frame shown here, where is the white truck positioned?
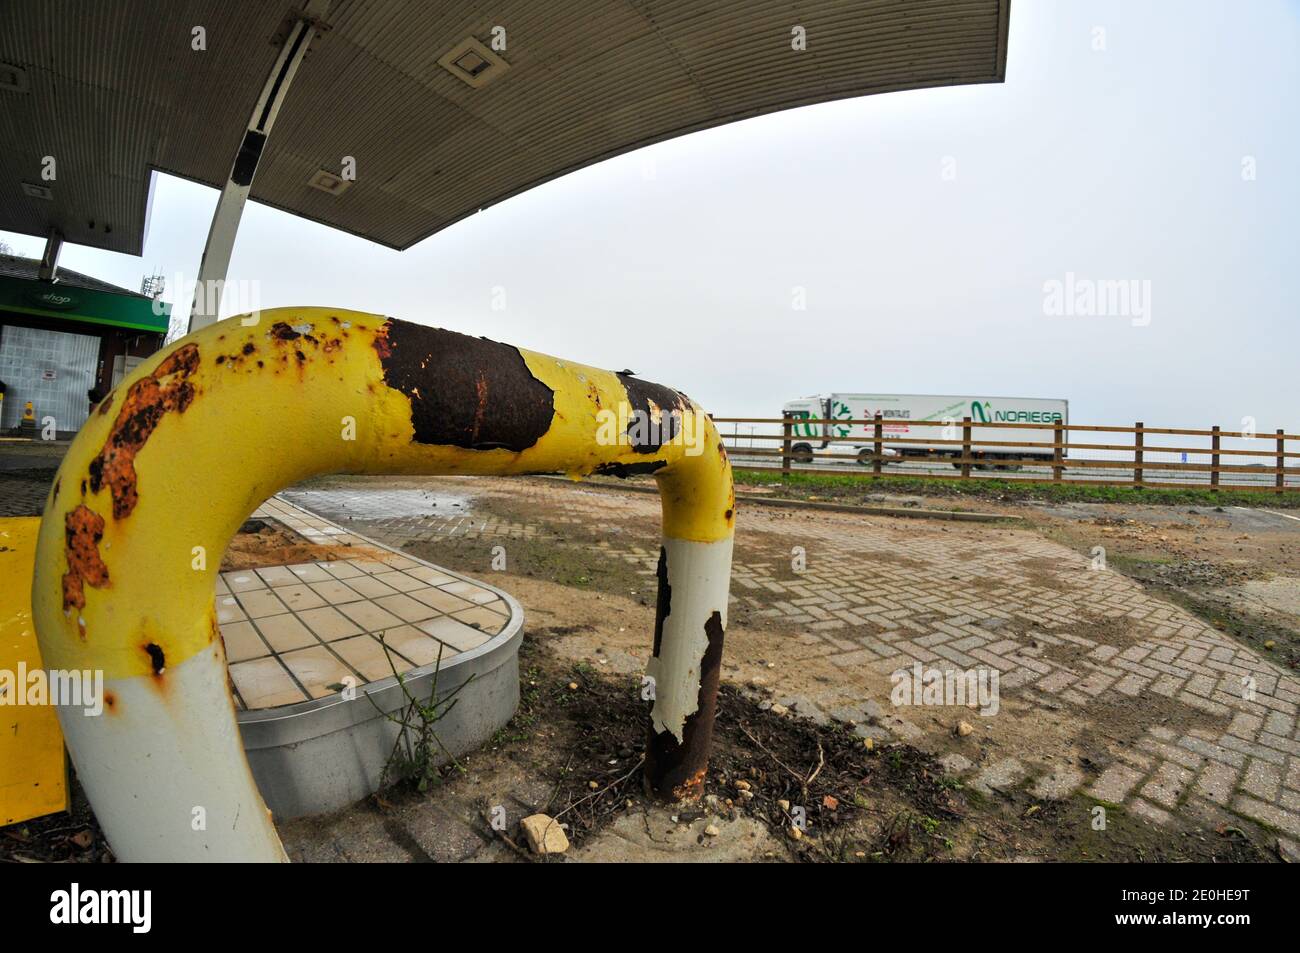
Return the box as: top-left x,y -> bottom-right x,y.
781,393 -> 1068,470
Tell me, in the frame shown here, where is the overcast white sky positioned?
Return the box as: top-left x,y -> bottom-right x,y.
4,0 -> 1297,434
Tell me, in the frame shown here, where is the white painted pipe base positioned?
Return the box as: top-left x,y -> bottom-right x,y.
645,536 -> 734,741
56,640 -> 286,862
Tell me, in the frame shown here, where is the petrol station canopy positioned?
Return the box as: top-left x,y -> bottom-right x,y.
0,0 -> 1009,255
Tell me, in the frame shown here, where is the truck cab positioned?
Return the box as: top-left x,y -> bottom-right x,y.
781,396 -> 899,466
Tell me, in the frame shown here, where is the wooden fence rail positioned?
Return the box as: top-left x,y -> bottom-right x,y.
712,416 -> 1297,494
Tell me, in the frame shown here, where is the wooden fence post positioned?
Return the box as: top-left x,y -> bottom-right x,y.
873,413 -> 883,477
781,412 -> 792,477
1278,429 -> 1286,494
1052,421 -> 1063,482
961,416 -> 972,479
1134,421 -> 1144,487
1210,425 -> 1220,493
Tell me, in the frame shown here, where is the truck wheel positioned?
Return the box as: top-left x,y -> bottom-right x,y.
857,448 -> 875,466
791,443 -> 813,464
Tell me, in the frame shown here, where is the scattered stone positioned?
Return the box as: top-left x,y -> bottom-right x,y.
777,799 -> 791,812
937,753 -> 973,775
822,795 -> 839,811
520,814 -> 569,855
734,779 -> 751,791
567,681 -> 579,690
703,824 -> 720,837
770,703 -> 790,716
788,826 -> 803,841
957,720 -> 975,737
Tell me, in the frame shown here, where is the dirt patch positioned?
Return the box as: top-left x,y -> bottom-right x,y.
220,518 -> 388,571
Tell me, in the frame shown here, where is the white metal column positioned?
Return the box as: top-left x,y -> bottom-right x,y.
187,1 -> 330,331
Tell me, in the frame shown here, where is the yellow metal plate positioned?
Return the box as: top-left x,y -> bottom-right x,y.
0,517 -> 68,825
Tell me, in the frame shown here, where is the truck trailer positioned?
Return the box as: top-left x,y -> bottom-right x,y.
781,393 -> 1069,470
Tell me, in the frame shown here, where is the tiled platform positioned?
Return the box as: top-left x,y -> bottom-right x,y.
224,496 -> 524,819
221,497 -> 511,710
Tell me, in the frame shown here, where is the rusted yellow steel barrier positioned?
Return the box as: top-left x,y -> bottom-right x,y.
32,308 -> 734,861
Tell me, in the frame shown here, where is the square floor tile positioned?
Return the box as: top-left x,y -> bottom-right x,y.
236,588 -> 290,620
222,571 -> 266,593
332,634 -> 415,682
452,606 -> 507,635
378,554 -> 420,570
286,563 -> 334,584
229,657 -> 308,709
408,586 -> 475,614
320,560 -> 364,579
255,565 -> 301,587
374,593 -> 438,623
372,571 -> 427,593
348,575 -> 400,599
276,583 -> 327,612
380,626 -> 453,667
337,600 -> 403,632
405,566 -> 456,586
278,646 -> 357,699
439,580 -> 499,605
216,596 -> 247,625
297,606 -> 363,641
417,615 -> 491,652
349,559 -> 390,575
309,580 -> 365,605
220,620 -> 268,662
255,613 -> 318,653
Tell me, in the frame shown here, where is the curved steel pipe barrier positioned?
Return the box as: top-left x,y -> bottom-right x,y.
32,308 -> 734,861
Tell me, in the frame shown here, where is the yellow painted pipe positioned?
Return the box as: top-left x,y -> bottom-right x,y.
32,308 -> 734,861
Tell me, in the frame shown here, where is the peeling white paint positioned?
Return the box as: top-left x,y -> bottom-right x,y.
645,536 -> 733,742
55,641 -> 286,862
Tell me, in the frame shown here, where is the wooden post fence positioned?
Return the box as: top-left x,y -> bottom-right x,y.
873,413 -> 883,476
1134,421 -> 1144,487
1211,425 -> 1220,493
781,412 -> 792,477
961,416 -> 972,479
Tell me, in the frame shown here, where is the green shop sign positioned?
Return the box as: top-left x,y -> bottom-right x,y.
0,273 -> 170,332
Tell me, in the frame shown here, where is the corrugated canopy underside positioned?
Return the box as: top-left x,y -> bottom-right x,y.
0,0 -> 1009,254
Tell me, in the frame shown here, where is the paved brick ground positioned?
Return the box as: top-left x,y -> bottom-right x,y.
287,477 -> 1300,845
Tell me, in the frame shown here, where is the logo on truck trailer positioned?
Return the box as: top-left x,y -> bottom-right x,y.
971,401 -> 1063,424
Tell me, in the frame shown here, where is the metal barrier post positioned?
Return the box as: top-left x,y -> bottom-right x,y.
32,309 -> 735,861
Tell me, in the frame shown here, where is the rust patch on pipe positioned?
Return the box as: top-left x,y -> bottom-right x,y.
144,642 -> 166,676
87,344 -> 200,520
372,320 -> 555,452
592,460 -> 667,479
615,372 -> 691,453
645,610 -> 725,801
62,504 -> 109,617
651,546 -> 670,657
